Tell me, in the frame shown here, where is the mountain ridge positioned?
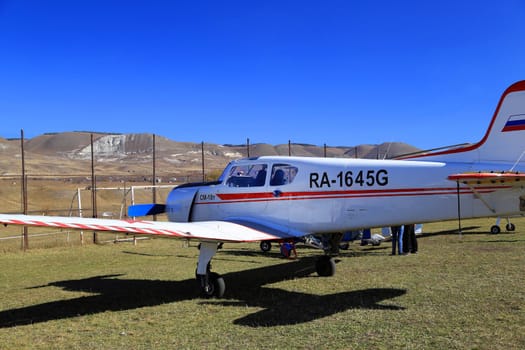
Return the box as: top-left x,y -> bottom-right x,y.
0,132 -> 421,178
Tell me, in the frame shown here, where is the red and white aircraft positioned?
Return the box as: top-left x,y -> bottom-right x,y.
2,81 -> 525,297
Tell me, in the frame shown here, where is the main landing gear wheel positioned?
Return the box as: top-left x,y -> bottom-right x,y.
315,256 -> 336,277
339,242 -> 350,250
506,223 -> 516,231
197,272 -> 225,298
491,218 -> 516,234
490,225 -> 501,234
260,241 -> 272,252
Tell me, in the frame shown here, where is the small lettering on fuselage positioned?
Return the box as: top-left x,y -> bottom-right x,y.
199,194 -> 216,201
309,169 -> 389,188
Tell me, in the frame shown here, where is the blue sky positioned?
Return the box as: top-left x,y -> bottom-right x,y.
1,1 -> 525,150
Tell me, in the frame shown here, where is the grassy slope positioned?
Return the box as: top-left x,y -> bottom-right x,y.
0,217 -> 524,349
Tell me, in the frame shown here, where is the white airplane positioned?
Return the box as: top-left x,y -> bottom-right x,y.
2,80 -> 525,298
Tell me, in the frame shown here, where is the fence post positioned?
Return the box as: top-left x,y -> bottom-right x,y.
152,134 -> 157,221
201,141 -> 205,182
90,134 -> 98,244
77,188 -> 84,245
20,129 -> 29,251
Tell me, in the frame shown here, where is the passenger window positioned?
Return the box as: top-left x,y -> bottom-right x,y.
225,164 -> 267,187
270,164 -> 298,186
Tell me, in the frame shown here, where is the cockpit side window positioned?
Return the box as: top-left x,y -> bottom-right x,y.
270,164 -> 298,186
225,164 -> 268,187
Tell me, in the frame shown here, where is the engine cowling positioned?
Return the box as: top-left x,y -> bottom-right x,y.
165,187 -> 199,222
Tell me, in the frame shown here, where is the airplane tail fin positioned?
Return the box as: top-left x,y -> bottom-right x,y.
411,81 -> 525,166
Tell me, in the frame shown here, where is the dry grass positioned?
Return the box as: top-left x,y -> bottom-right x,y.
0,217 -> 524,349
0,180 -> 524,348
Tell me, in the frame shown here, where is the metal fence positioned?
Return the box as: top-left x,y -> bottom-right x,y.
1,132 -> 360,251
1,132 -> 234,251
0,176 -> 189,251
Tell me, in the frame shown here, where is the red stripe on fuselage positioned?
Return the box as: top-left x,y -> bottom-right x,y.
207,186 -> 503,205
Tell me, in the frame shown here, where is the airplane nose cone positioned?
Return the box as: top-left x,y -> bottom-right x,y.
165,187 -> 199,222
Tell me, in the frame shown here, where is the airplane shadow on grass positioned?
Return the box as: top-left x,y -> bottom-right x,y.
0,257 -> 406,328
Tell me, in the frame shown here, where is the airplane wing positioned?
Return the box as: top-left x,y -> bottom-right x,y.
0,214 -> 286,243
448,172 -> 525,186
225,217 -> 307,239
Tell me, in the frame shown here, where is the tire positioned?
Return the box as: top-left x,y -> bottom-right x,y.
490,225 -> 501,234
260,241 -> 272,252
506,223 -> 516,231
201,272 -> 225,298
315,256 -> 336,277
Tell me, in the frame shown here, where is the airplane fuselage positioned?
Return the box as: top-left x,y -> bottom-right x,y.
166,156 -> 525,234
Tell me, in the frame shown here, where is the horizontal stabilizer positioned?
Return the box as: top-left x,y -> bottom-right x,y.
448,172 -> 525,186
128,204 -> 166,217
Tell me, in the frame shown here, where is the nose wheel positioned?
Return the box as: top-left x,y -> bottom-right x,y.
196,241 -> 226,298
197,271 -> 225,298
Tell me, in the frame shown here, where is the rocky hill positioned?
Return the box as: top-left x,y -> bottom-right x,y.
0,132 -> 420,180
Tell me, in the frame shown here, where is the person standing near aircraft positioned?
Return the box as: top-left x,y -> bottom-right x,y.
390,225 -> 404,255
404,224 -> 418,254
360,228 -> 372,246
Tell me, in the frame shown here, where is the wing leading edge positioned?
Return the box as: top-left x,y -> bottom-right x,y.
0,214 -> 284,243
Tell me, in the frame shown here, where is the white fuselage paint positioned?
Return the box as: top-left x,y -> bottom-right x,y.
166,156 -> 525,234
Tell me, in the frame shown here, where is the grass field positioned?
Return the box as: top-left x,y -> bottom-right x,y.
0,217 -> 524,349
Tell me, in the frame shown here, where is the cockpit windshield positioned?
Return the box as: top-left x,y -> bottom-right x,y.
221,161 -> 299,188
225,163 -> 268,187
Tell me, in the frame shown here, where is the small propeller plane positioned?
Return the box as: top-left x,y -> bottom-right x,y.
2,80 -> 525,298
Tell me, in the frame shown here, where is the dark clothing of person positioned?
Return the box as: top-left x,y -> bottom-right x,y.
402,226 -> 410,253
404,224 -> 418,254
360,228 -> 371,245
390,225 -> 403,255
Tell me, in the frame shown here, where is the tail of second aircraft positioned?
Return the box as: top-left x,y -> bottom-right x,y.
407,80 -> 525,167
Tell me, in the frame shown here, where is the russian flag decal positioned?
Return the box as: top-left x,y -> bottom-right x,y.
502,114 -> 525,132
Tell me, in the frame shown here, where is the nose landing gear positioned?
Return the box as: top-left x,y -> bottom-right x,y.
196,241 -> 225,298
197,269 -> 225,298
